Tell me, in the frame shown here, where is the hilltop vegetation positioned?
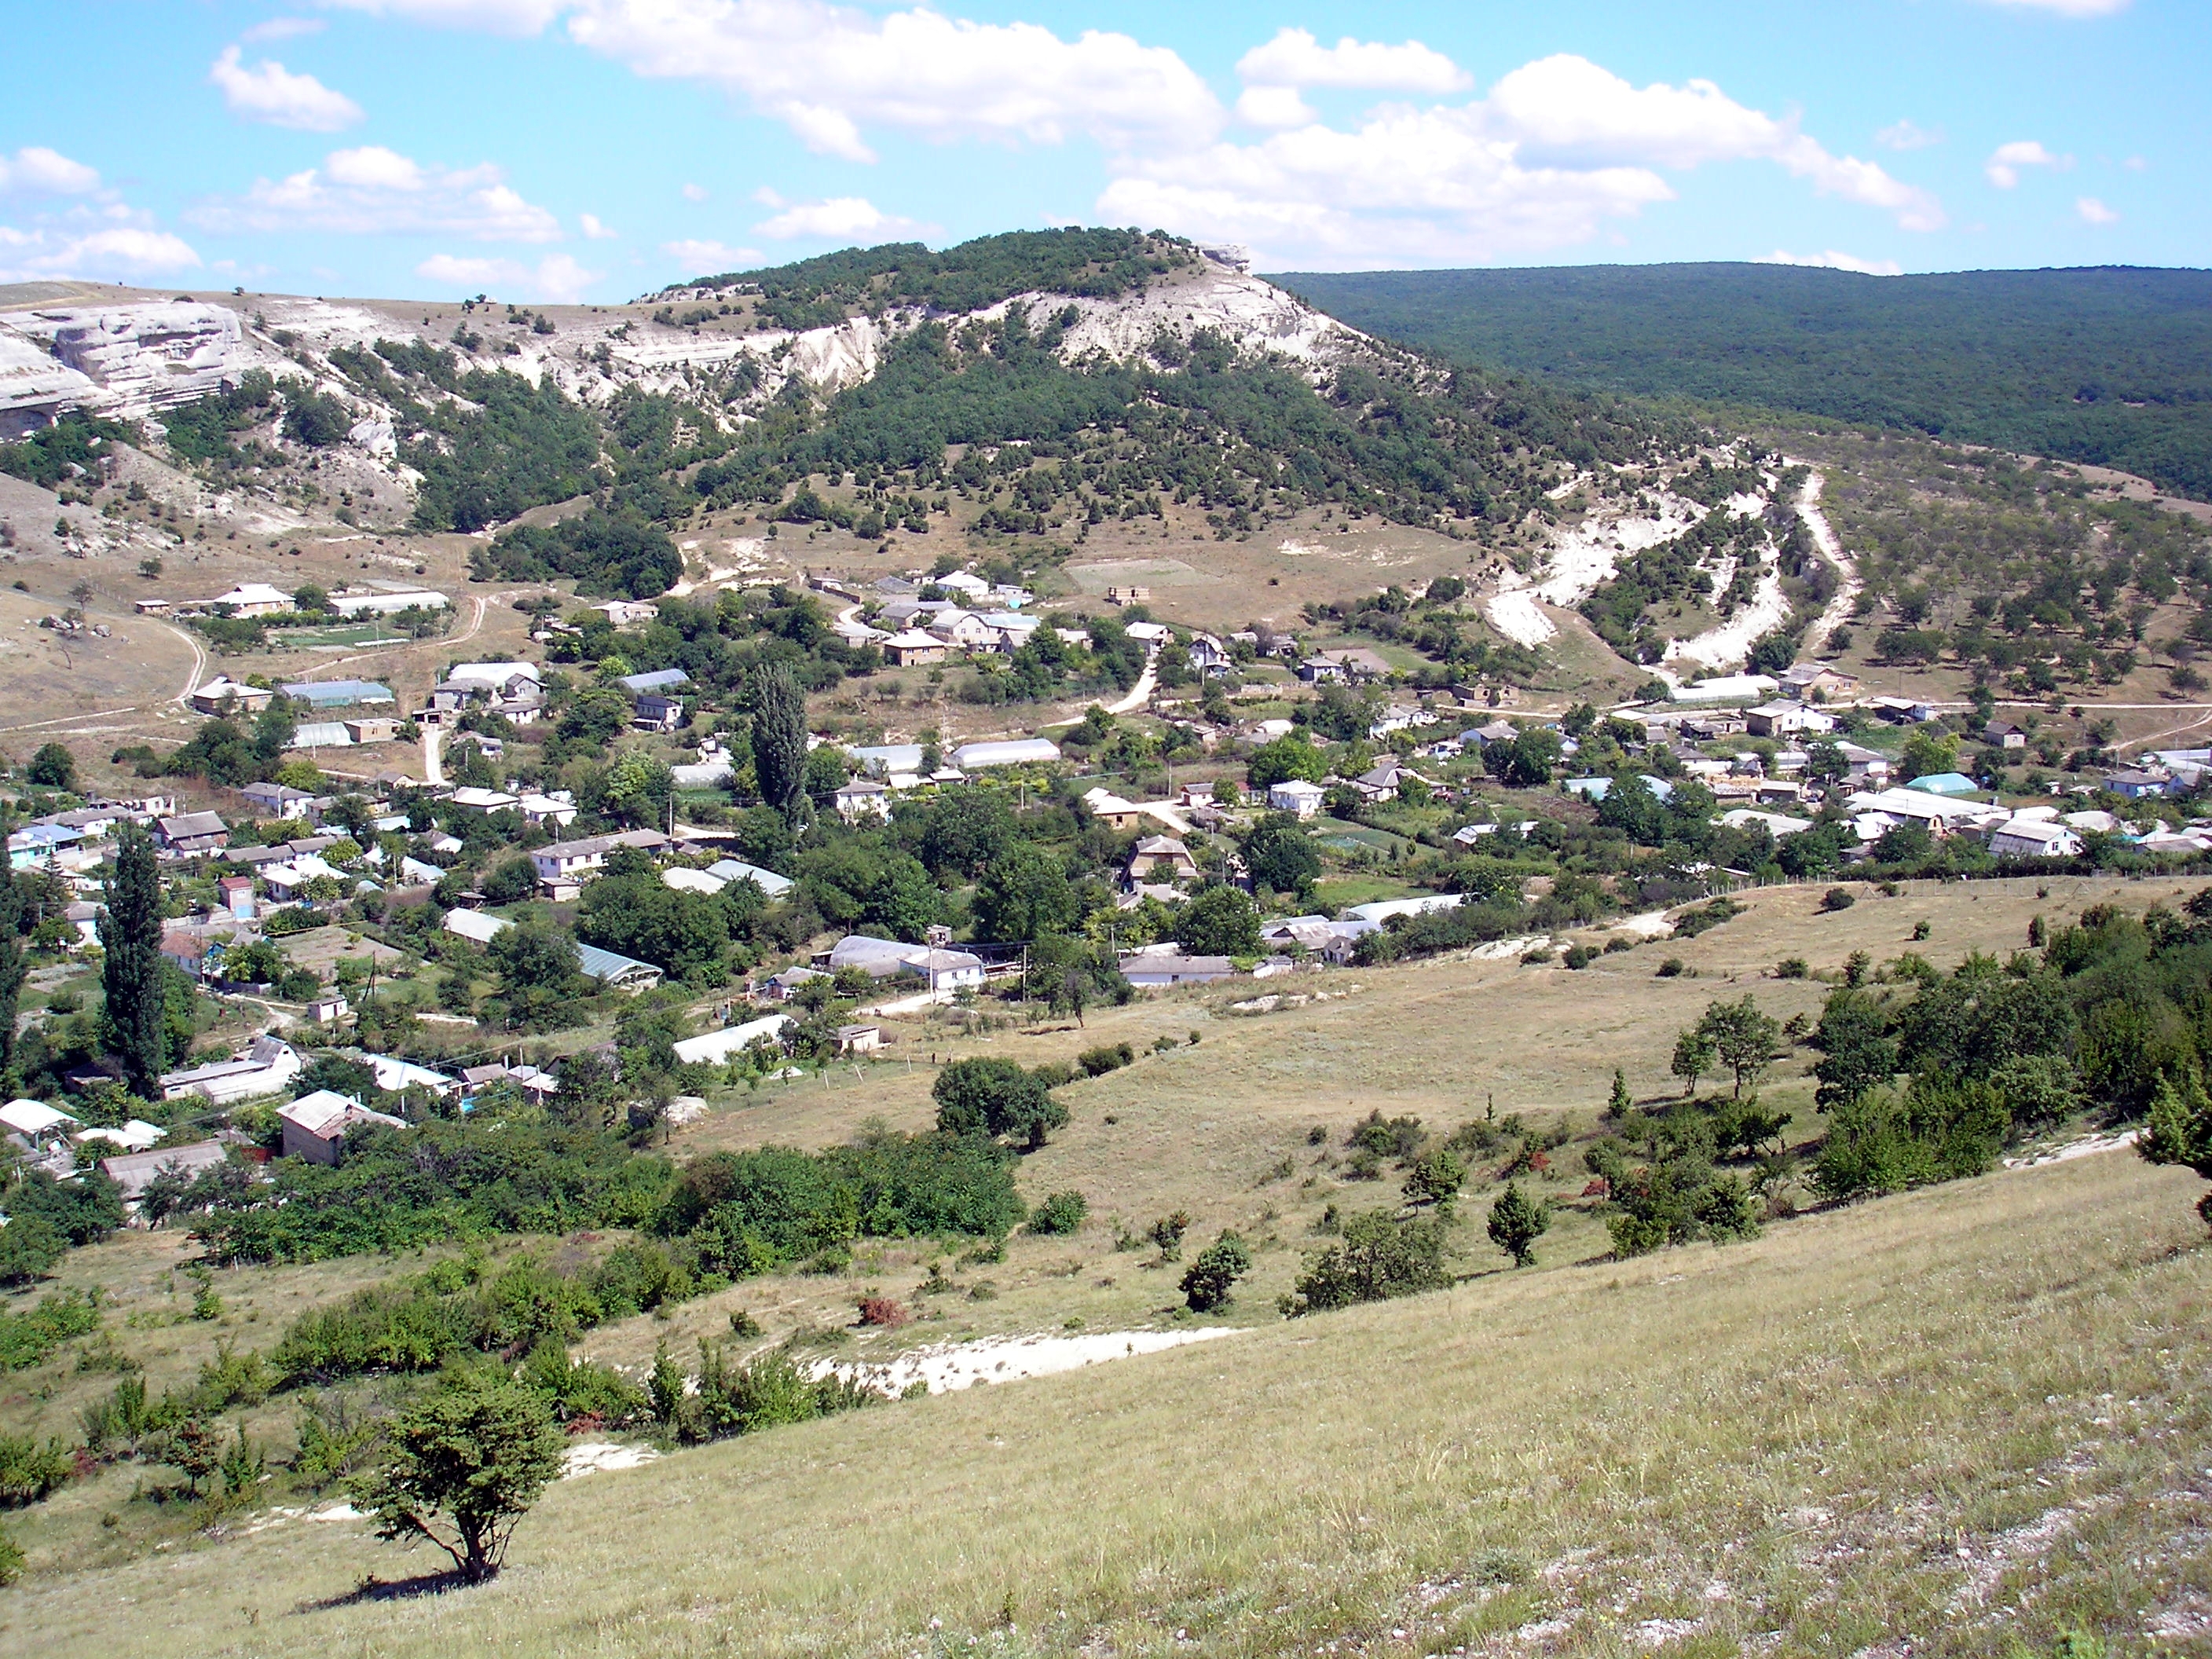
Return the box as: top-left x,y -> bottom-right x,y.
657,226 -> 1201,329
1277,262 -> 2212,500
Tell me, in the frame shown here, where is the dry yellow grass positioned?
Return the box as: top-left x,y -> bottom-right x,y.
5,1139 -> 2207,1657
5,875 -> 2206,1657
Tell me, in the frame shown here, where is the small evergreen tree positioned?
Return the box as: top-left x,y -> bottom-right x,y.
1486,1181 -> 1549,1267
2139,1068 -> 2212,1229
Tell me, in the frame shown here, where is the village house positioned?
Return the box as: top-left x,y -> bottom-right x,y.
1984,721 -> 2030,751
833,777 -> 893,822
591,599 -> 661,628
279,1090 -> 407,1166
424,663 -> 544,727
632,694 -> 685,734
825,935 -> 987,993
154,811 -> 229,857
882,628 -> 949,666
240,781 -> 322,820
1121,954 -> 1236,987
1745,701 -> 1837,739
98,1139 -> 228,1206
1987,815 -> 2086,859
1298,648 -> 1391,683
1126,834 -> 1199,882
161,1034 -> 302,1104
530,828 -> 670,899
199,582 -> 293,618
1266,779 -> 1327,819
188,677 -> 273,716
1777,663 -> 1862,702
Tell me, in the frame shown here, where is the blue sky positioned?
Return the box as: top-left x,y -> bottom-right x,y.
1,0 -> 2201,303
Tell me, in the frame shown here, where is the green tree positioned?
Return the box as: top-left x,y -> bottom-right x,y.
932,1057 -> 1068,1152
1180,1231 -> 1251,1312
350,1368 -> 566,1584
2139,1068 -> 2212,1229
99,824 -> 167,1098
25,743 -> 75,792
1245,731 -> 1328,789
1900,727 -> 1959,782
1174,884 -> 1261,956
1810,987 -> 1898,1111
1670,1026 -> 1716,1097
1486,727 -> 1562,789
972,844 -> 1076,943
749,664 -> 812,833
1486,1181 -> 1549,1267
1697,996 -> 1782,1097
0,1216 -> 62,1286
1401,1148 -> 1466,1214
1287,1210 -> 1450,1313
1243,812 -> 1320,895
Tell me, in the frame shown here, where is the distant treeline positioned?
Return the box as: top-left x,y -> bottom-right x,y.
1275,263 -> 2212,501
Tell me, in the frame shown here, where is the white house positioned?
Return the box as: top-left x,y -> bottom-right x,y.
1745,701 -> 1837,738
1988,817 -> 2086,859
834,777 -> 894,821
529,829 -> 668,897
672,1013 -> 792,1066
161,1034 -> 302,1104
826,935 -> 987,992
1266,779 -> 1328,819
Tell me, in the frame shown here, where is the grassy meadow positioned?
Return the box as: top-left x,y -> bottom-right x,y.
6,874 -> 2208,1656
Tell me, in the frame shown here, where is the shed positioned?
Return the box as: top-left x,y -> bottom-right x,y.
834,1024 -> 884,1053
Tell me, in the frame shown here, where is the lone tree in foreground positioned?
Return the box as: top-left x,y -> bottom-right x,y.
932,1057 -> 1068,1152
1487,1181 -> 1551,1269
1180,1230 -> 1251,1312
351,1369 -> 565,1584
99,822 -> 167,1098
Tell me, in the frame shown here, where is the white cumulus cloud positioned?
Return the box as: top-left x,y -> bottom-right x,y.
2076,196 -> 2121,224
416,250 -> 600,301
1972,0 -> 2129,15
753,195 -> 933,241
1985,139 -> 2068,188
1875,119 -> 1942,152
578,212 -> 617,239
1102,53 -> 1944,267
1234,27 -> 1470,93
1757,248 -> 1904,276
1236,86 -> 1317,130
663,239 -> 762,272
211,45 -> 365,131
242,16 -> 328,42
332,0 -> 1223,163
0,146 -> 102,196
321,0 -> 569,33
0,223 -> 203,284
191,146 -> 562,240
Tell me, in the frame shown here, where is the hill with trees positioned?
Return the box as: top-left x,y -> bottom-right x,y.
1273,262 -> 2212,500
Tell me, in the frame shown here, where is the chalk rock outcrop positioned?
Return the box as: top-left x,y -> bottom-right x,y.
0,301 -> 251,427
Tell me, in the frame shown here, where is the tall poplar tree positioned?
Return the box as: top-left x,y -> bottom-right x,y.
0,811 -> 25,1090
100,823 -> 166,1098
749,664 -> 812,833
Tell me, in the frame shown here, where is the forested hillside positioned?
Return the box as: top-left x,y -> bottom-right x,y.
1273,263 -> 2212,500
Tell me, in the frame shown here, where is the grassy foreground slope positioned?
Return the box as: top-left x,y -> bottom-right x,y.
1274,262 -> 2212,500
10,1146 -> 2210,1658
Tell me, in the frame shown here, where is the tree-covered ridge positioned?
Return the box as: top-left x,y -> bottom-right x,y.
1274,262 -> 2212,501
691,304 -> 1684,539
658,228 -> 1200,330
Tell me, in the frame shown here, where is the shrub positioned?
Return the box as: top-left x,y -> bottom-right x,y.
0,1291 -> 99,1372
1655,957 -> 1686,978
1346,1109 -> 1425,1163
932,1057 -> 1068,1151
0,1217 -> 63,1286
0,1524 -> 21,1586
1077,1043 -> 1135,1077
855,1295 -> 909,1328
0,1435 -> 73,1507
1821,887 -> 1857,913
1148,1211 -> 1191,1259
1026,1190 -> 1089,1235
1774,958 -> 1810,980
1179,1231 -> 1251,1312
1562,944 -> 1596,971
1284,1211 -> 1450,1314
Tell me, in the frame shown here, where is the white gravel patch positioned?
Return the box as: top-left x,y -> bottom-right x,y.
563,1441 -> 662,1479
820,1327 -> 1241,1394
